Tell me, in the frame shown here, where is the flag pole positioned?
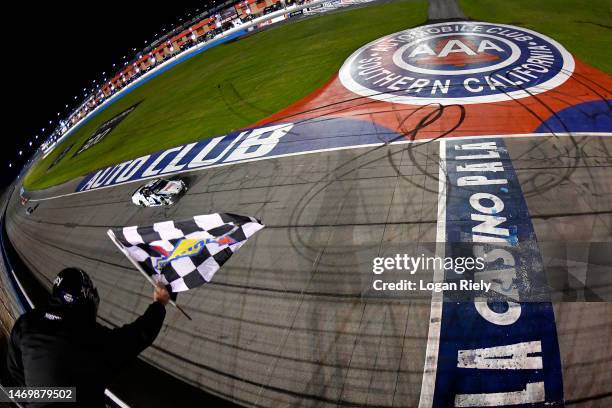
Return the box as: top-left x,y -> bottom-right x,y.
107,230 -> 192,320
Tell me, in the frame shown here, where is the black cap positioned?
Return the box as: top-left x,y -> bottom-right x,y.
52,268 -> 99,311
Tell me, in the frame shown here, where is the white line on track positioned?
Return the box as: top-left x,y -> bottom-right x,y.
26,132 -> 612,203
418,139 -> 446,408
104,390 -> 131,408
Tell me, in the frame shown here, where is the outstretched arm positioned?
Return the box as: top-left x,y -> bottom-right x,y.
110,285 -> 169,357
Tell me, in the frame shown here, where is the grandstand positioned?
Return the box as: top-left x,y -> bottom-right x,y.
40,0 -> 374,156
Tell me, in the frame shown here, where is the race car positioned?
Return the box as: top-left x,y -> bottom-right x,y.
131,178 -> 187,207
25,204 -> 39,215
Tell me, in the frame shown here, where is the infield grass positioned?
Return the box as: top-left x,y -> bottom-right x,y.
459,0 -> 612,74
24,0 -> 427,190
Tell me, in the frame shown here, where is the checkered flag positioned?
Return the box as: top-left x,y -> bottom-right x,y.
107,213 -> 264,293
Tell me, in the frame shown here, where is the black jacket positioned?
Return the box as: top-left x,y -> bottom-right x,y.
6,301 -> 166,407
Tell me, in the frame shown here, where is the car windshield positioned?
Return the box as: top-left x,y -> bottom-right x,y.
148,179 -> 166,192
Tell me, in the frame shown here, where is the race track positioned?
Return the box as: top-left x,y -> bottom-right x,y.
4,1 -> 612,404
5,134 -> 612,407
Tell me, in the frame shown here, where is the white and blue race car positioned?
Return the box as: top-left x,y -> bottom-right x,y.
131,178 -> 187,207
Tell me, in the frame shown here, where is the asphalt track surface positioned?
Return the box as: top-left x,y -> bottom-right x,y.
5,132 -> 612,407
428,0 -> 464,21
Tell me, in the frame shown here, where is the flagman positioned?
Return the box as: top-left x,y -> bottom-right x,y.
6,268 -> 170,407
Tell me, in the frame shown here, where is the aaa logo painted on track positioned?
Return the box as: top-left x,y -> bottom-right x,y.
339,22 -> 575,104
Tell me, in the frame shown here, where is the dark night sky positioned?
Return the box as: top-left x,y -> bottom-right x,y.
3,0 -> 219,187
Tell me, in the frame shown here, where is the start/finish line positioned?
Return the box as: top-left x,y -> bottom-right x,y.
420,138 -> 564,407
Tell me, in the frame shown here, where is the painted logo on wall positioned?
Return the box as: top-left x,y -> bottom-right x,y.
339,22 -> 574,104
